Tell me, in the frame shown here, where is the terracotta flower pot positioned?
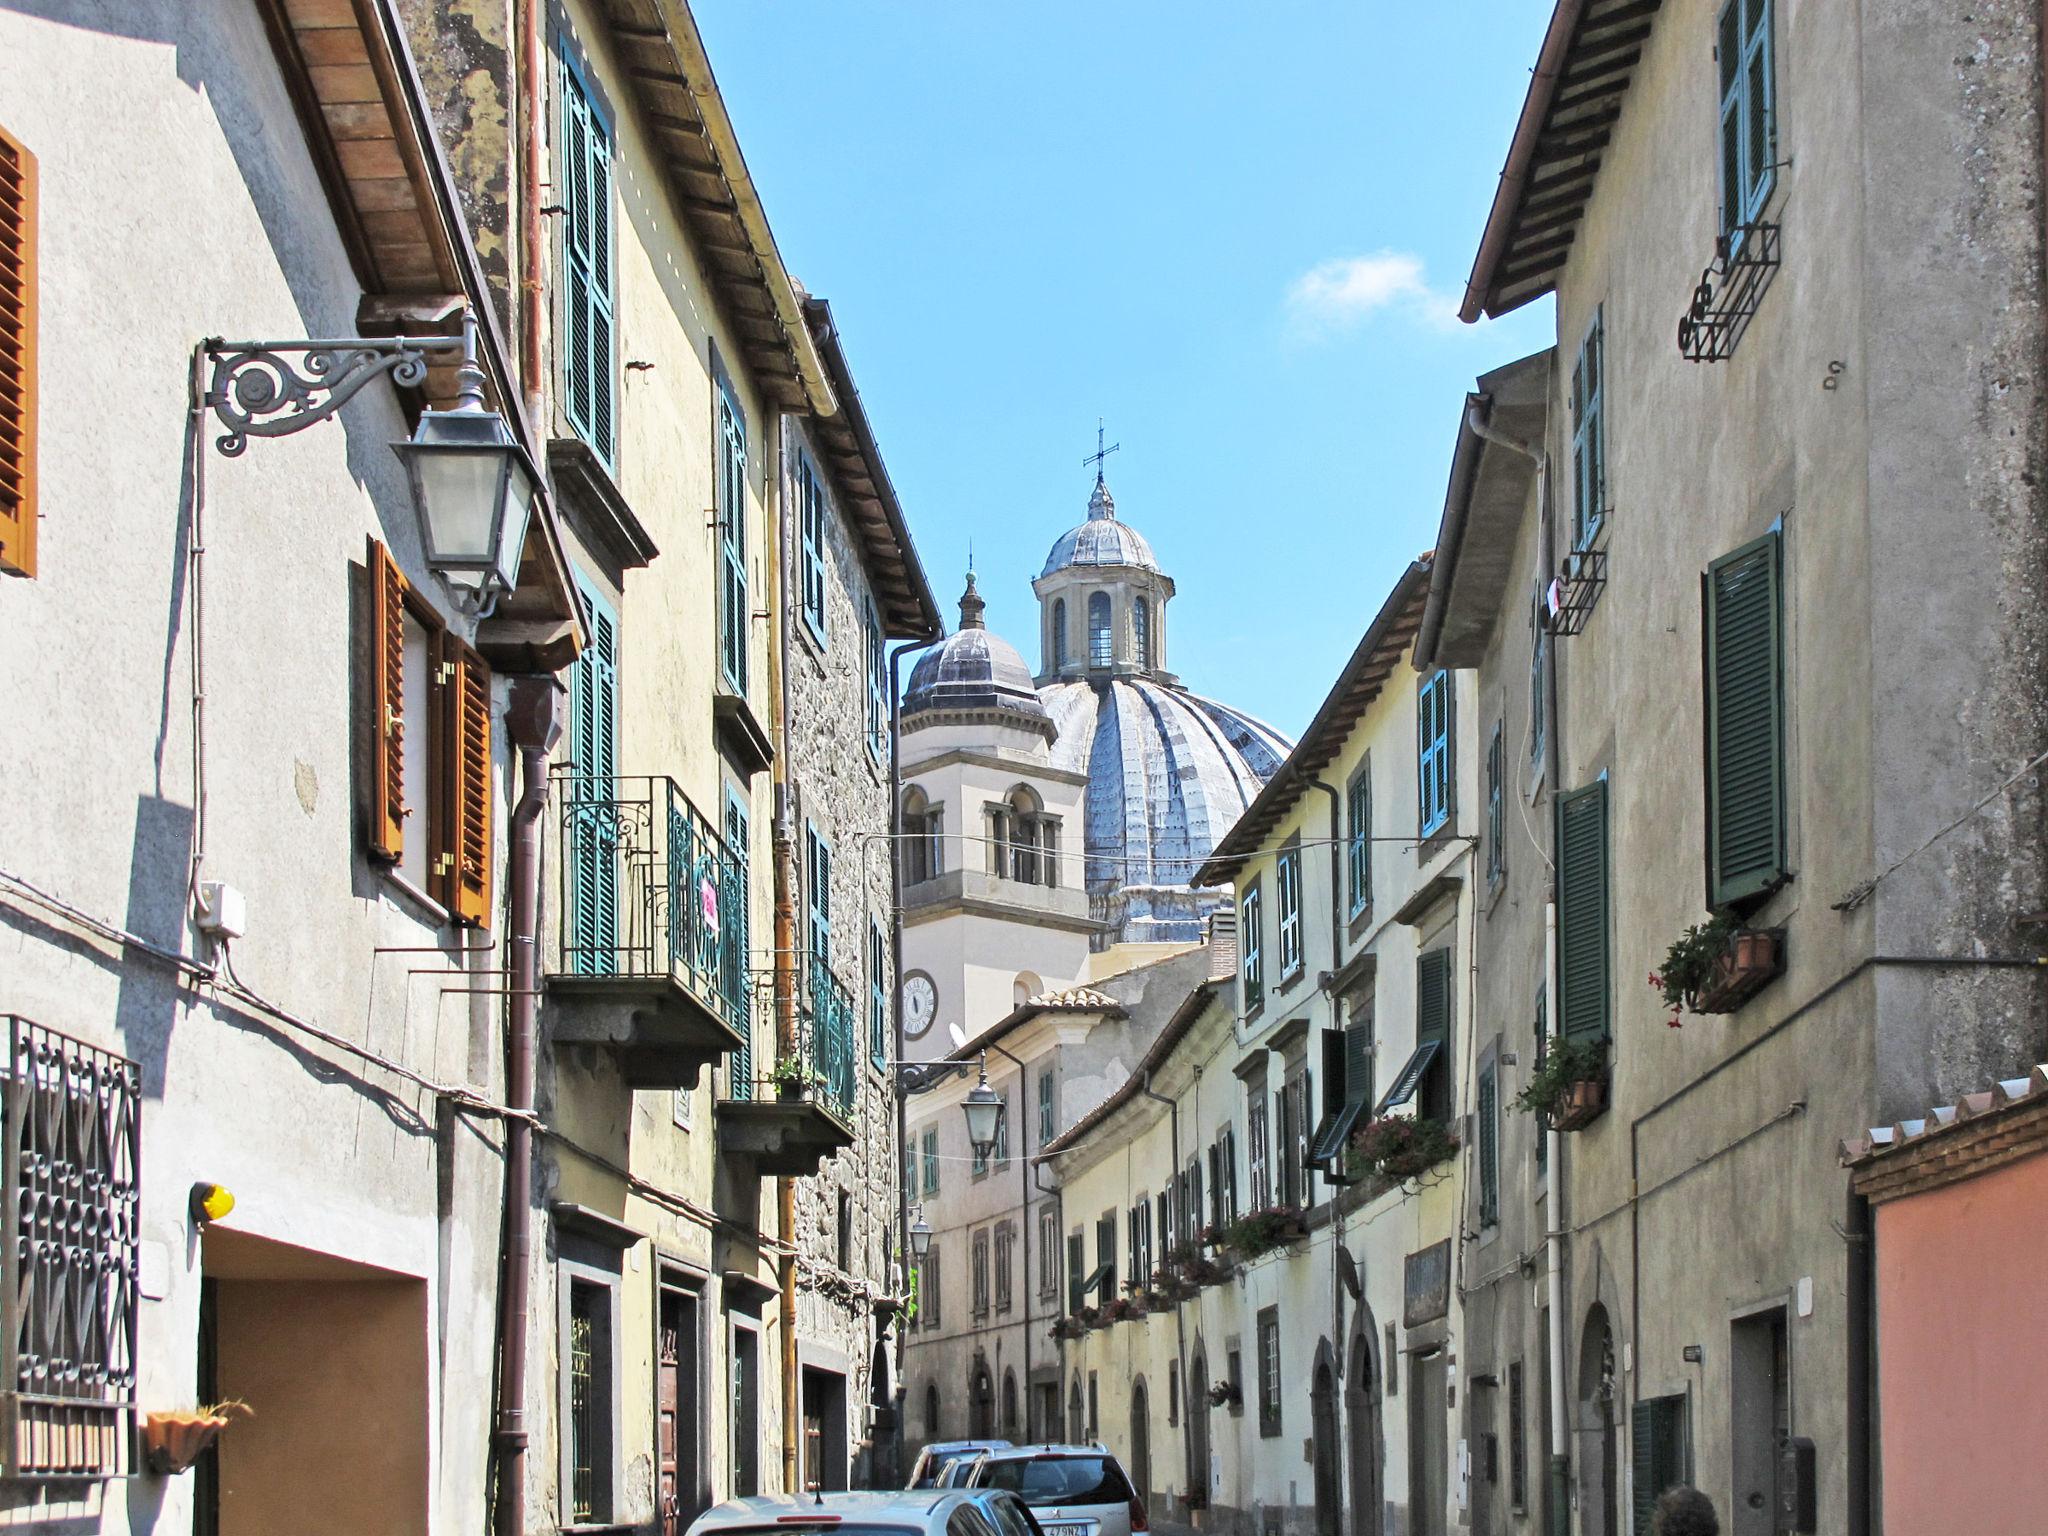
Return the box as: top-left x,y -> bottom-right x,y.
1693,928 -> 1785,1014
143,1411 -> 231,1475
1552,1076 -> 1608,1132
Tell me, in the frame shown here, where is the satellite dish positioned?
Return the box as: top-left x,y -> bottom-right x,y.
947,1023 -> 968,1049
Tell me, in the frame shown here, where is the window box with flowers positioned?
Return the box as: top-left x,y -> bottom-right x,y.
1510,1036 -> 1607,1131
1050,1316 -> 1085,1341
1347,1115 -> 1460,1184
1218,1204 -> 1309,1262
1080,1304 -> 1109,1332
1104,1296 -> 1145,1324
1651,915 -> 1785,1023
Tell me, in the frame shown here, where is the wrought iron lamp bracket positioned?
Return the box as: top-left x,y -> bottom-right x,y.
203,333 -> 467,457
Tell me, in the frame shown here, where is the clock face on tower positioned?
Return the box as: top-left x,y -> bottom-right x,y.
901,972 -> 938,1040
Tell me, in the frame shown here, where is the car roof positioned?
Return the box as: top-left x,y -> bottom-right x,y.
693,1491 -> 979,1527
972,1443 -> 1112,1462
924,1440 -> 1011,1455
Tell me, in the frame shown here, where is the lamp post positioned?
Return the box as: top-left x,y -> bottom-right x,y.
204,310 -> 538,612
909,1207 -> 933,1261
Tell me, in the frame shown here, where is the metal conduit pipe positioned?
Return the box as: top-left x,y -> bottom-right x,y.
495,676 -> 562,1536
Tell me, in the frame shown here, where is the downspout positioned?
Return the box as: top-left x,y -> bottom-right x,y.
1466,398 -> 1569,1536
1845,1190 -> 1874,1536
1138,1073 -> 1188,1508
1031,1156 -> 1063,1439
888,632 -> 941,1477
517,0 -> 545,431
495,676 -> 563,1536
1309,779 -> 1346,1369
770,429 -> 801,1492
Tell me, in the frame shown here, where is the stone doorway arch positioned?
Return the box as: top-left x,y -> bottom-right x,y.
1311,1342 -> 1342,1536
1346,1305 -> 1383,1536
1129,1376 -> 1152,1507
1577,1304 -> 1620,1536
1185,1345 -> 1212,1511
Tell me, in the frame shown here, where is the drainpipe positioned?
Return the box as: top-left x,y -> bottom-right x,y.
1138,1073 -> 1189,1509
1845,1190 -> 1874,1536
1466,398 -> 1569,1536
516,0 -> 544,431
888,630 -> 941,1474
1308,779 -> 1346,1369
495,676 -> 562,1536
769,432 -> 801,1493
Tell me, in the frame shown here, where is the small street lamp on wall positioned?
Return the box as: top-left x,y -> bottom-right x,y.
961,1053 -> 1006,1161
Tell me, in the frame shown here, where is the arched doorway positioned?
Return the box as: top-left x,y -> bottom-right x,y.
1346,1320 -> 1382,1536
970,1361 -> 995,1439
1577,1304 -> 1620,1536
1129,1378 -> 1152,1507
1186,1348 -> 1212,1511
1002,1370 -> 1020,1439
1311,1347 -> 1341,1536
1068,1378 -> 1085,1444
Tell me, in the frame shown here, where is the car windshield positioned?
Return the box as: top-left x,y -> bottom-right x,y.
978,1458 -> 1133,1507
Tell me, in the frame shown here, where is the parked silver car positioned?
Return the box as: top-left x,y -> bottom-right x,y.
962,1445 -> 1145,1536
685,1489 -> 1029,1536
908,1439 -> 1012,1490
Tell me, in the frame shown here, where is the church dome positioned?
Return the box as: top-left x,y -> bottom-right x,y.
1040,478 -> 1160,578
1040,677 -> 1291,901
904,574 -> 1049,723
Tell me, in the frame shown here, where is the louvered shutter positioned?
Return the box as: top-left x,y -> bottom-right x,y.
725,791 -> 752,1084
1631,1396 -> 1688,1535
559,60 -> 614,462
1344,1023 -> 1372,1110
567,582 -> 619,972
1704,532 -> 1785,906
366,539 -> 409,861
0,124 -> 35,578
1557,781 -> 1611,1042
1477,1064 -> 1498,1226
717,384 -> 749,695
1414,950 -> 1453,1123
443,637 -> 494,927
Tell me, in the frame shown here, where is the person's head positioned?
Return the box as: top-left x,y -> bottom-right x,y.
1651,1487 -> 1719,1536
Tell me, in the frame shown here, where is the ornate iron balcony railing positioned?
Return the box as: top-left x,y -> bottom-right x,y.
553,774 -> 750,1032
723,961 -> 858,1126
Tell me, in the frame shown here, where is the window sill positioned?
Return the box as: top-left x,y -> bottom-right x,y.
1276,963 -> 1306,998
381,869 -> 449,928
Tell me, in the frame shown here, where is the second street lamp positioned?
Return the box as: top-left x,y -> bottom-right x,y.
961,1053 -> 1005,1160
909,1207 -> 933,1261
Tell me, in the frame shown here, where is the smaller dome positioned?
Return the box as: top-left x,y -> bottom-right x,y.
904,575 -> 1049,722
1040,477 -> 1160,578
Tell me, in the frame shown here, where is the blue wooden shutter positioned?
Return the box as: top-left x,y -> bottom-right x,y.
567,580 -> 619,974
1571,311 -> 1605,549
1719,0 -> 1776,234
1704,531 -> 1786,907
559,56 -> 614,462
717,382 -> 749,695
1556,780 -> 1611,1042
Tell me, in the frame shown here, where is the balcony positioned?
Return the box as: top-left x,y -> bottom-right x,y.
545,775 -> 749,1089
716,960 -> 859,1177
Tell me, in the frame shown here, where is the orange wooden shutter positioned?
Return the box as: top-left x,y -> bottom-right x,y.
444,636 -> 494,927
366,538 -> 408,861
0,122 -> 37,578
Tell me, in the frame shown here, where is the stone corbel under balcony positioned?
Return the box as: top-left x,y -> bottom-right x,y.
546,971 -> 746,1091
715,1095 -> 855,1177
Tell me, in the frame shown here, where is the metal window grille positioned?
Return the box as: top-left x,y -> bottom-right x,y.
2,1018 -> 140,1481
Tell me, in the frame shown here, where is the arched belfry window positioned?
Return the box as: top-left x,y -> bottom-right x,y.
901,787 -> 943,885
1134,596 -> 1152,669
1088,592 -> 1112,668
1052,598 -> 1068,670
987,785 -> 1059,888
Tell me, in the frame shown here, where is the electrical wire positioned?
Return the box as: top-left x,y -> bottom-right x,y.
1832,744 -> 2048,911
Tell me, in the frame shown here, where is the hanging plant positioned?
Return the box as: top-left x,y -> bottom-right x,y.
1650,913 -> 1740,1026
143,1400 -> 252,1476
1348,1115 -> 1459,1183
1206,1379 -> 1242,1410
768,1056 -> 815,1097
1510,1036 -> 1608,1120
1216,1204 -> 1308,1261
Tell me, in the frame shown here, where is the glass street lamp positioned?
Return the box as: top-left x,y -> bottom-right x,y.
391,314 -> 539,611
909,1208 -> 933,1260
961,1053 -> 1005,1161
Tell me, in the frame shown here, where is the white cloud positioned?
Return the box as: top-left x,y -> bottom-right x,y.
1285,250 -> 1462,339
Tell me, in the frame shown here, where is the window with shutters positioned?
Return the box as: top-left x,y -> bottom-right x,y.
1241,879 -> 1265,1015
868,920 -> 887,1070
1418,670 -> 1454,838
557,52 -> 615,465
1631,1394 -> 1691,1535
563,576 -> 619,966
1718,0 -> 1776,238
1218,1126 -> 1240,1223
1096,1211 -> 1118,1299
994,1225 -> 1014,1313
365,539 -> 495,928
865,599 -> 888,760
1415,947 -> 1454,1125
1486,720 -> 1505,888
1533,988 -> 1548,1174
1476,1060 -> 1499,1228
1529,588 -> 1548,764
1309,1019 -> 1373,1171
0,122 -> 37,579
971,1229 -> 990,1317
1507,1361 -> 1528,1513
796,450 -> 828,647
1346,762 -> 1371,916
724,788 -> 752,1082
921,1128 -> 940,1197
1067,1230 -> 1086,1316
1037,1067 -> 1055,1145
1256,1307 -> 1283,1438
1571,309 -> 1607,550
1039,1208 -> 1059,1298
992,1086 -> 1010,1169
1276,838 -> 1304,981
805,821 -> 831,977
1556,781 -> 1611,1043
715,372 -> 750,696
1704,531 -> 1786,908
922,1246 -> 941,1328
1247,1080 -> 1271,1209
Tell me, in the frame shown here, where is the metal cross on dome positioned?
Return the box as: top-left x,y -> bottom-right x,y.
1082,418 -> 1120,484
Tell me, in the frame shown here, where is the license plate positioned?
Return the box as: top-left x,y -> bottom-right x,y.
1040,1524 -> 1094,1536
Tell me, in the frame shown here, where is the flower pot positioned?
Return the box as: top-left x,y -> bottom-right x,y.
143,1412 -> 231,1475
776,1081 -> 804,1102
1692,928 -> 1785,1014
1551,1075 -> 1607,1132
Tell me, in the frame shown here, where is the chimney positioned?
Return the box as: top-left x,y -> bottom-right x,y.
1204,906 -> 1238,983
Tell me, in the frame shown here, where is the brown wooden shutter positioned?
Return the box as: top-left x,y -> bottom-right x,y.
443,635 -> 493,927
0,122 -> 37,578
366,538 -> 408,861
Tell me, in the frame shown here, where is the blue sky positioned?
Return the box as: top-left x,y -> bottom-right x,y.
697,2 -> 1558,737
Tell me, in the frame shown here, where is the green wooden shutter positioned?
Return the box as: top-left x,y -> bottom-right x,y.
1416,948 -> 1453,1123
1477,1063 -> 1498,1225
717,381 -> 749,695
567,580 -> 619,975
724,789 -> 751,1093
559,55 -> 614,462
1556,780 -> 1610,1042
1704,531 -> 1785,907
1343,1022 -> 1372,1110
1631,1396 -> 1689,1535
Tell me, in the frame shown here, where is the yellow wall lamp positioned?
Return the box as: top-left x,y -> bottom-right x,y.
189,1182 -> 236,1227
